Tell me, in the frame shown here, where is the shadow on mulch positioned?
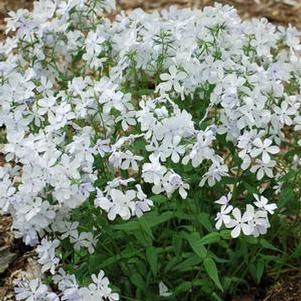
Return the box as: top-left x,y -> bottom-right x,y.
118,0 -> 301,28
0,0 -> 301,300
0,0 -> 301,29
0,214 -> 38,300
230,272 -> 301,301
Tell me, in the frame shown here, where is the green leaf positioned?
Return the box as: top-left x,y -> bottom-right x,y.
130,272 -> 145,291
244,182 -> 257,194
185,232 -> 207,259
139,218 -> 153,239
203,257 -> 223,292
220,230 -> 231,240
292,241 -> 301,258
165,256 -> 180,273
112,211 -> 173,232
255,259 -> 265,283
174,254 -> 202,272
172,234 -> 182,258
146,247 -> 158,276
149,195 -> 167,205
245,236 -> 258,245
174,281 -> 192,295
259,239 -> 282,252
99,249 -> 138,268
146,211 -> 173,227
112,220 -> 139,231
278,186 -> 294,208
200,232 -> 220,245
199,213 -> 213,231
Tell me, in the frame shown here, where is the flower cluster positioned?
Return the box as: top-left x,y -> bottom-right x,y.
15,269 -> 118,301
0,0 -> 300,298
214,193 -> 277,238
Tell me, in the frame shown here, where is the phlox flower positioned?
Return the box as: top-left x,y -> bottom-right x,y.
215,192 -> 232,206
226,205 -> 254,238
70,231 -> 97,254
142,155 -> 167,186
250,159 -> 276,180
199,159 -> 229,187
253,194 -> 277,214
215,205 -> 233,230
0,173 -> 16,212
158,65 -> 187,94
15,279 -> 49,301
250,138 -> 279,163
159,281 -> 172,297
36,238 -> 60,274
164,172 -> 190,199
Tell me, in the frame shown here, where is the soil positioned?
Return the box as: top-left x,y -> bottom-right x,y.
0,0 -> 301,30
0,0 -> 301,300
264,273 -> 301,301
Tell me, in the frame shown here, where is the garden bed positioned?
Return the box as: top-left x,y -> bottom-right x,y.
0,1 -> 300,300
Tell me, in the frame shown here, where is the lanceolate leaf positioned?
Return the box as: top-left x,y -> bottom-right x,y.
146,246 -> 158,276
203,257 -> 223,292
185,232 -> 207,259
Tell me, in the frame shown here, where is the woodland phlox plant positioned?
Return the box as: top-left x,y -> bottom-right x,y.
0,0 -> 301,299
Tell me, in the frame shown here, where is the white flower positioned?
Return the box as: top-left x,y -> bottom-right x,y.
47,102 -> 75,130
53,269 -> 80,300
182,130 -> 215,167
215,192 -> 232,206
250,159 -> 276,180
215,205 -> 233,230
90,271 -> 119,300
120,150 -> 143,171
99,90 -> 127,114
142,155 -> 167,186
273,100 -> 298,126
133,184 -> 153,217
57,221 -> 79,240
2,0 -> 301,297
134,198 -> 153,217
98,189 -> 137,221
20,198 -> 56,232
83,30 -> 106,69
109,151 -> 123,169
70,231 -> 97,254
0,174 -> 15,212
159,281 -> 172,297
36,238 -> 60,274
253,194 -> 277,214
158,65 -> 186,94
167,172 -> 189,199
95,139 -> 111,157
199,160 -> 228,187
251,210 -> 271,237
250,138 -> 279,164
161,136 -> 185,163
226,205 -> 254,238
116,110 -> 137,131
15,279 -> 48,301
37,96 -> 56,116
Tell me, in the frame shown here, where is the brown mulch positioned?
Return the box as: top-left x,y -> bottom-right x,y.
0,216 -> 39,301
263,272 -> 301,301
230,272 -> 301,301
118,0 -> 301,28
0,0 -> 301,30
0,0 -> 33,39
0,0 -> 301,300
